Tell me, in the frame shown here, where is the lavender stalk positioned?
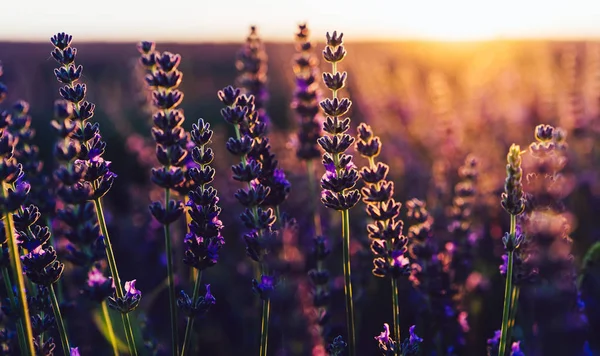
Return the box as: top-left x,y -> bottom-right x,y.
498,144 -> 525,356
0,61 -> 36,356
178,118 -> 223,355
292,23 -> 324,237
139,42 -> 189,356
218,87 -> 276,356
318,31 -> 361,355
356,123 -> 411,355
50,32 -> 137,355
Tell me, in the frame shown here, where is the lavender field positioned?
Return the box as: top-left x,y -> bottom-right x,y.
0,26 -> 599,356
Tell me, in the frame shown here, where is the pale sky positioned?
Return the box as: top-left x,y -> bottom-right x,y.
2,0 -> 600,42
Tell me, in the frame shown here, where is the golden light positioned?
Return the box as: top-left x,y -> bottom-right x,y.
0,0 -> 598,41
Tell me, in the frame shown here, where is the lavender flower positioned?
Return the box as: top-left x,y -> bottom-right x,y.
178,284 -> 215,319
52,32 -> 137,355
138,41 -> 189,355
356,123 -> 410,352
375,323 -> 396,355
375,323 -> 423,356
218,86 -> 276,290
108,279 -> 142,313
327,335 -> 347,356
407,198 -> 462,354
356,123 -> 410,279
292,23 -> 323,161
178,118 -> 224,355
28,286 -> 57,355
307,236 -> 332,340
50,33 -> 115,203
318,31 -> 360,212
236,26 -> 269,127
9,101 -> 55,215
0,59 -> 36,355
233,28 -> 291,210
143,46 -> 187,225
182,119 -> 224,271
84,265 -> 114,303
319,30 -> 360,356
448,155 -> 478,284
512,125 -> 587,355
219,86 -> 277,356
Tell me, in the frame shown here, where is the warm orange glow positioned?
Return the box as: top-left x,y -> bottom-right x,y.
0,0 -> 599,42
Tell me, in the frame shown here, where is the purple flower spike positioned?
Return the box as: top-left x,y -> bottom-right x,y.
511,341 -> 525,356
252,274 -> 275,300
125,279 -> 141,299
108,279 -> 142,313
375,323 -> 391,344
203,284 -> 216,305
408,325 -> 423,344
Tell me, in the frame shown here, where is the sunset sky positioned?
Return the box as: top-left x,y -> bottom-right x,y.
2,0 -> 600,42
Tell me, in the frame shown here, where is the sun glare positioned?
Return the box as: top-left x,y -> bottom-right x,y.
0,0 -> 598,41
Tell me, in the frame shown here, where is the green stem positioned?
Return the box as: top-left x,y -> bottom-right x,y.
498,251 -> 514,356
1,265 -> 26,355
93,198 -> 137,356
49,284 -> 70,356
102,300 -> 119,356
164,187 -> 179,356
180,271 -> 202,356
341,209 -> 356,356
259,263 -> 271,356
259,298 -> 270,356
498,214 -> 517,356
391,278 -> 401,354
506,285 -> 521,350
2,186 -> 35,356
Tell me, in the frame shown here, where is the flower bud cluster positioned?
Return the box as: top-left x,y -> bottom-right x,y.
356,123 -> 410,279
318,32 -> 360,211
137,42 -> 188,226
292,23 -> 322,161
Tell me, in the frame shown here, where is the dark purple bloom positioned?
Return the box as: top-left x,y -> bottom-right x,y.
236,26 -> 270,128
292,23 -> 323,161
511,341 -> 525,356
375,323 -> 396,355
84,266 -> 114,303
252,274 -> 275,300
108,279 -> 142,313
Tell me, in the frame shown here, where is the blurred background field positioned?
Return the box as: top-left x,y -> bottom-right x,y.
2,36 -> 600,355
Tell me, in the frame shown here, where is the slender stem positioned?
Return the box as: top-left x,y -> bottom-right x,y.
259,262 -> 270,356
498,214 -> 518,356
391,278 -> 401,353
506,285 -> 521,350
163,187 -> 179,356
508,286 -> 520,328
498,251 -> 514,356
341,209 -> 356,356
93,198 -> 138,356
180,271 -> 202,356
49,284 -> 70,356
2,185 -> 35,356
306,160 -> 322,237
1,265 -> 26,355
259,298 -> 271,356
102,300 -> 119,356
